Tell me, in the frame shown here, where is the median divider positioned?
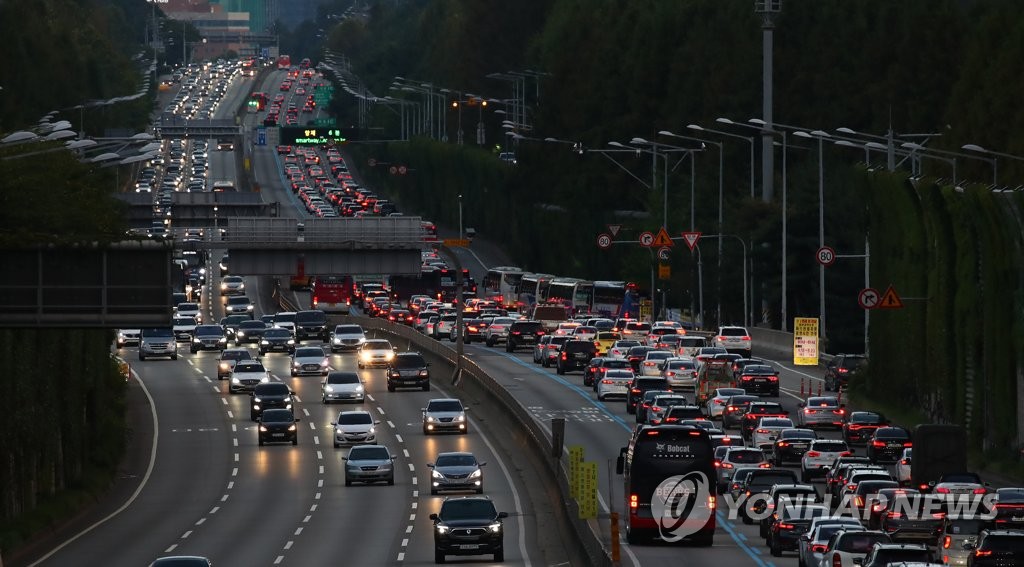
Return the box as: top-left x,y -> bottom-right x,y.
333,316 -> 614,567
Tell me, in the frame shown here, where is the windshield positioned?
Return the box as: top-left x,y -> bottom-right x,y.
837,533 -> 891,553
265,329 -> 291,338
227,297 -> 250,305
327,372 -> 359,384
274,312 -> 296,323
350,446 -> 390,461
142,328 -> 174,338
393,355 -> 427,368
334,325 -> 363,334
295,347 -> 324,357
221,350 -> 251,361
726,450 -> 765,463
233,362 -> 265,372
296,311 -> 327,324
177,303 -> 199,312
436,454 -> 478,467
239,321 -> 264,329
337,413 -> 373,425
440,499 -> 497,520
364,340 -> 392,350
194,325 -> 222,335
173,317 -> 195,325
255,383 -> 289,395
261,409 -> 293,423
428,401 -> 463,412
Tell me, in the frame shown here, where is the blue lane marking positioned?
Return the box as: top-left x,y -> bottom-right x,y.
490,349 -> 770,566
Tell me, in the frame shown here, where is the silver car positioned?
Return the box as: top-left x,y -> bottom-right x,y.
422,398 -> 469,435
483,317 -> 517,346
429,452 -> 486,495
596,369 -> 635,401
639,350 -> 675,376
705,387 -> 747,419
172,316 -> 197,341
116,329 -> 141,348
660,357 -> 698,390
321,371 -> 365,404
357,339 -> 395,369
329,324 -> 366,353
343,444 -> 396,486
331,410 -> 379,447
219,275 -> 245,296
228,360 -> 270,394
290,346 -> 329,376
800,439 -> 851,483
797,396 -> 846,429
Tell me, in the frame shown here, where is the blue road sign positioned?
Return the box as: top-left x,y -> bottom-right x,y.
256,127 -> 266,146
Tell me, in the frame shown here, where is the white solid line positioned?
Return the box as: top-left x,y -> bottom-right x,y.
28,364 -> 161,567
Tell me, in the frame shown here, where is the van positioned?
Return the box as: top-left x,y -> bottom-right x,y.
679,336 -> 709,357
139,328 -> 178,361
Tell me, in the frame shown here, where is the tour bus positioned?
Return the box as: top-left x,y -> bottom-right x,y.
617,424 -> 716,546
212,180 -> 236,192
547,277 -> 594,316
515,272 -> 555,312
481,266 -> 524,310
310,275 -> 353,313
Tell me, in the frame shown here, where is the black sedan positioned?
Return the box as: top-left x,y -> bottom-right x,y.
772,428 -> 817,465
259,327 -> 296,354
867,426 -> 912,463
257,409 -> 299,446
843,411 -> 889,444
736,364 -> 780,396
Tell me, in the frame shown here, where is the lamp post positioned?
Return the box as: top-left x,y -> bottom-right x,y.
688,123 -> 755,199
902,142 -> 994,186
458,194 -> 463,239
962,144 -> 1024,186
793,129 -> 830,342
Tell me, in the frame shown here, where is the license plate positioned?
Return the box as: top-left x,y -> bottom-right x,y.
887,443 -> 901,448
575,353 -> 587,359
755,378 -> 767,383
459,544 -> 479,550
272,433 -> 285,437
1013,516 -> 1024,522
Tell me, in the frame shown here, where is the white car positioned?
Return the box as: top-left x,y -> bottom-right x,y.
661,357 -> 698,390
799,518 -> 864,567
357,339 -> 396,368
596,369 -> 634,401
273,311 -> 297,334
932,472 -> 986,496
817,529 -> 892,567
607,340 -> 642,359
894,448 -> 912,486
434,315 -> 458,340
705,387 -> 747,419
329,324 -> 366,353
713,326 -> 752,357
800,439 -> 851,483
116,329 -> 141,348
228,360 -> 270,394
321,371 -> 365,404
176,302 -> 202,323
645,394 -> 690,425
331,410 -> 379,447
483,317 -> 517,346
639,350 -> 674,376
172,316 -> 197,341
571,326 -> 598,342
751,417 -> 795,450
422,398 -> 468,435
553,321 -> 581,336
716,447 -> 769,492
220,275 -> 245,295
291,346 -> 330,376
225,296 -> 254,316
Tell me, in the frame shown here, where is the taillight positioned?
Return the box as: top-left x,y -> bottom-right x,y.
759,463 -> 772,468
832,553 -> 842,567
601,379 -> 612,385
715,400 -> 726,405
903,441 -> 913,447
811,544 -> 827,553
708,495 -> 716,510
935,487 -> 951,494
975,549 -> 992,557
847,483 -> 857,490
756,429 -> 769,434
719,462 -> 734,469
776,522 -> 794,530
630,388 -> 641,394
973,487 -> 987,494
777,441 -> 789,447
561,353 -> 567,360
943,535 -> 951,549
630,494 -> 638,509
872,440 -> 885,447
806,451 -> 820,457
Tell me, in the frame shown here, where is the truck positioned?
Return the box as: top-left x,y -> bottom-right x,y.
277,54 -> 291,70
695,359 -> 736,407
911,424 -> 967,491
531,303 -> 570,333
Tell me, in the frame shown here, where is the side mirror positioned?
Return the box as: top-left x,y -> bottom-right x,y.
480,462 -> 487,467
798,402 -> 806,408
374,420 -> 381,425
962,541 -> 977,550
427,463 -> 435,468
294,418 -> 301,422
852,559 -> 863,566
330,422 -> 336,427
427,362 -> 432,367
429,513 -> 439,521
342,457 -> 348,461
497,511 -> 509,519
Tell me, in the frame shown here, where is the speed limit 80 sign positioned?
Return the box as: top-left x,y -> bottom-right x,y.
816,246 -> 836,267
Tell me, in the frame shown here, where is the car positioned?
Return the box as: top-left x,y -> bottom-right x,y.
705,387 -> 747,419
422,398 -> 468,434
841,469 -> 898,505
801,439 -> 852,482
867,427 -> 913,463
638,350 -> 675,377
541,336 -> 570,367
435,314 -> 458,341
937,517 -> 986,566
259,327 -> 295,355
175,302 -> 202,323
716,447 -> 769,492
633,388 -> 675,422
329,324 -> 366,352
139,327 -> 178,360
772,428 -> 818,465
894,448 -> 913,486
799,519 -> 865,567
990,488 -> 1024,529
294,310 -> 329,341
625,345 -> 657,372
625,376 -> 671,414
757,483 -> 823,539
766,502 -> 831,556
290,346 -> 330,376
824,353 -> 867,391
219,275 -> 245,295
331,410 -> 380,447
249,382 -> 294,421
932,471 -> 987,496
357,339 -> 396,369
865,487 -> 920,530
506,320 -> 544,352
963,529 -> 1024,566
736,364 -> 780,396
228,360 -> 270,394
429,452 -> 486,495
712,325 -> 751,356
737,468 -> 801,523
693,346 -> 729,366
322,371 -> 365,404
752,417 -> 796,450
659,405 -> 707,424
797,396 -> 846,428
607,339 -> 642,359
596,369 -> 636,401
643,394 -> 691,425
828,461 -> 887,500
115,328 -> 141,348
149,556 -> 212,566
380,351 -> 430,391
217,347 -> 253,379
660,357 -> 699,390
190,324 -> 227,353
593,331 -> 621,355
220,314 -> 250,342
430,496 -> 508,563
843,411 -> 889,444
555,339 -> 598,375
532,335 -> 553,363
233,319 -> 268,344
874,492 -> 944,543
818,529 -> 893,567
273,311 -> 297,334
257,408 -> 299,446
858,542 -> 932,566
740,401 -> 789,439
343,444 -> 396,486
224,296 -> 254,317
587,357 -> 634,390
481,316 -> 516,346
172,316 -> 197,342
387,308 -> 415,325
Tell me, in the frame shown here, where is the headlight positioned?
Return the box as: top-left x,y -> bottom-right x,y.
252,404 -> 260,410
384,352 -> 394,360
287,339 -> 295,345
419,370 -> 429,377
260,376 -> 270,383
320,358 -> 329,367
261,339 -> 269,345
218,337 -> 227,343
355,385 -> 364,392
293,361 -> 301,368
488,522 -> 502,533
259,425 -> 268,432
288,424 -> 296,431
455,414 -> 466,422
324,385 -> 334,393
246,305 -> 253,311
332,337 -> 341,344
231,377 -> 240,383
367,427 -> 375,435
220,283 -> 227,290
360,352 -> 370,360
237,331 -> 245,337
470,469 -> 482,479
432,470 -> 444,479
436,525 -> 450,534
193,337 -> 201,343
426,416 -> 435,422
253,397 -> 262,403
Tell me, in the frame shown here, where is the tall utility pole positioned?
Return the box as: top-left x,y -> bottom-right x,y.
755,0 -> 780,203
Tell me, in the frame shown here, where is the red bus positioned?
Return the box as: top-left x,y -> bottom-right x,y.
616,425 -> 716,545
250,91 -> 268,111
311,276 -> 353,314
242,57 -> 256,77
277,55 -> 291,70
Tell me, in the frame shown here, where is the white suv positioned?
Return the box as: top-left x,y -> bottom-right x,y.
483,317 -> 517,346
713,326 -> 752,357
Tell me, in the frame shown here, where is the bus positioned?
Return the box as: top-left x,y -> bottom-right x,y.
481,266 -> 524,310
592,281 -> 640,318
250,91 -> 268,111
289,255 -> 312,290
241,57 -> 256,77
616,425 -> 716,546
515,272 -> 554,312
547,277 -> 593,316
438,268 -> 476,303
310,275 -> 353,313
277,55 -> 291,70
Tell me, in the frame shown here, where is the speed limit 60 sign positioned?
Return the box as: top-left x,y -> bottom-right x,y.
816,246 -> 836,267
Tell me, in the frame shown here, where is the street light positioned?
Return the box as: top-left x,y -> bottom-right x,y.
692,122 -> 755,199
902,142 -> 992,186
793,129 -> 830,341
962,143 -> 1024,185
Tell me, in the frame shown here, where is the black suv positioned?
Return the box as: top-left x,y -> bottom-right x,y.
387,352 -> 431,392
626,377 -> 671,414
555,339 -> 598,375
430,496 -> 509,563
737,468 -> 800,523
824,353 -> 867,391
506,320 -> 544,352
294,310 -> 329,342
250,382 -> 294,421
257,409 -> 300,446
965,529 -> 1024,566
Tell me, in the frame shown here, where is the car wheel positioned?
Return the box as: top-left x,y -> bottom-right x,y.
431,488 -> 438,495
387,476 -> 394,485
597,393 -> 604,401
258,438 -> 264,446
486,337 -> 495,347
190,347 -> 197,354
171,354 -> 177,360
292,436 -> 297,446
625,525 -> 647,544
423,427 -> 430,435
345,478 -> 352,487
387,384 -> 396,392
770,538 -> 782,557
422,383 -> 430,392
434,549 -> 445,564
250,412 -> 257,421
476,486 -> 484,494
556,365 -> 564,375
334,441 -> 340,448
138,354 -> 146,361
358,362 -> 364,369
494,550 -> 504,562
506,343 -> 514,353
461,427 -> 469,435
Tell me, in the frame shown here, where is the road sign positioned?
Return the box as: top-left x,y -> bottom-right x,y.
398,165 -> 408,175
639,231 -> 655,247
652,227 -> 674,247
816,246 -> 836,266
569,446 -> 584,499
312,117 -> 337,127
658,264 -> 670,280
596,234 -> 612,250
578,461 -> 598,520
607,224 -> 622,237
442,238 -> 470,248
368,158 -> 377,167
256,127 -> 266,146
681,231 -> 701,251
878,285 -> 904,309
657,247 -> 671,261
793,317 -> 820,366
858,287 -> 880,310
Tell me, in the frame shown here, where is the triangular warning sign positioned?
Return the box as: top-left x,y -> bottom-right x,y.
651,227 -> 674,247
878,285 -> 904,309
682,231 -> 701,251
608,224 -> 621,237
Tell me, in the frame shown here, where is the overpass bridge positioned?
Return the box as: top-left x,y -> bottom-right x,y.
156,115 -> 241,138
115,192 -> 280,229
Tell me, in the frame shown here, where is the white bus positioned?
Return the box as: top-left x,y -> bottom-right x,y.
547,277 -> 594,316
515,272 -> 555,312
481,266 -> 524,310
